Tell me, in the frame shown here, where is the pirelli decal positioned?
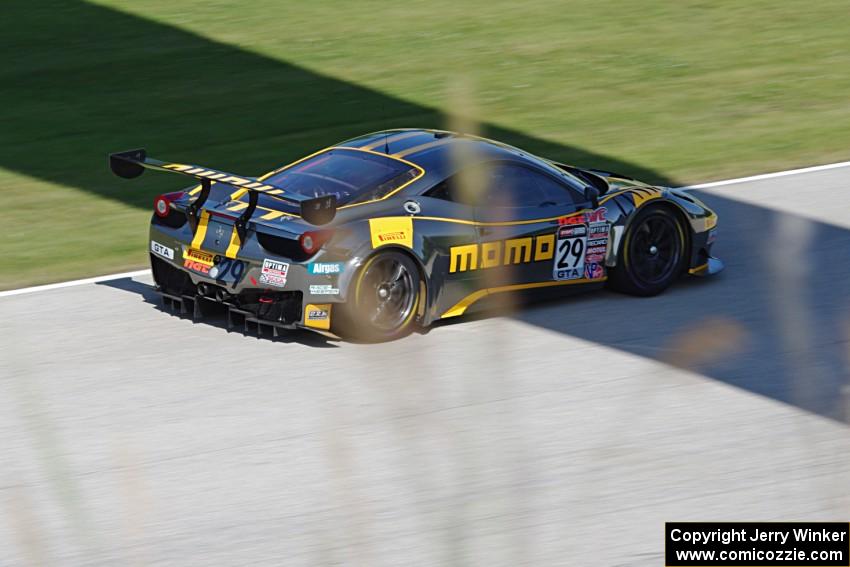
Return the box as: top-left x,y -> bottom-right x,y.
369,217 -> 413,249
450,234 -> 554,273
161,163 -> 284,194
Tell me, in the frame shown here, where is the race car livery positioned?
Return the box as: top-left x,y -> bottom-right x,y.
110,128 -> 722,341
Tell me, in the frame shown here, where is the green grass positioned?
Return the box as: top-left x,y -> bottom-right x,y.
2,0 -> 849,289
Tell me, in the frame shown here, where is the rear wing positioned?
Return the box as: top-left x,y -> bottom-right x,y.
109,149 -> 336,227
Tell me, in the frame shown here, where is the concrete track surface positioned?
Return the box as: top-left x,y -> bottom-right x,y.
2,167 -> 850,566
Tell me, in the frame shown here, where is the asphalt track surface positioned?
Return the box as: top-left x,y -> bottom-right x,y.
2,167 -> 850,566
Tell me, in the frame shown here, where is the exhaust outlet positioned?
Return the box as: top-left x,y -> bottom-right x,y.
197,283 -> 209,296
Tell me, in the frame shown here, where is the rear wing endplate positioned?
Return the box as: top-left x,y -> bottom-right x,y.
109,148 -> 336,228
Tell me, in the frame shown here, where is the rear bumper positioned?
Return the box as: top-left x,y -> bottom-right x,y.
149,215 -> 346,334
151,254 -> 310,329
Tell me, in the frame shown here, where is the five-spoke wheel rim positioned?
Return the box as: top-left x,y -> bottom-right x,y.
359,256 -> 416,333
628,212 -> 682,286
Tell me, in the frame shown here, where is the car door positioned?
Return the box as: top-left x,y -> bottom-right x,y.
472,161 -> 589,288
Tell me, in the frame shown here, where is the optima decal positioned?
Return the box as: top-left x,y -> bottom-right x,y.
260,259 -> 289,288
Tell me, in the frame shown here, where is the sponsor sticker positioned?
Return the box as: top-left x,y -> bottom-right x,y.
557,225 -> 587,239
554,223 -> 587,280
379,232 -> 405,242
151,240 -> 174,260
369,217 -> 413,249
584,262 -> 604,279
260,259 -> 289,288
309,284 -> 339,295
184,259 -> 210,275
308,309 -> 329,320
308,262 -> 343,275
586,222 -> 609,268
183,248 -> 214,266
304,303 -> 332,330
558,207 -> 607,226
553,218 -> 609,281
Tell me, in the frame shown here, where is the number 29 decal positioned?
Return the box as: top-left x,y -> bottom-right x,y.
553,220 -> 609,281
209,257 -> 246,284
554,225 -> 587,280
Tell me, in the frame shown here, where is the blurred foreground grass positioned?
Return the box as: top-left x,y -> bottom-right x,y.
1,0 -> 849,288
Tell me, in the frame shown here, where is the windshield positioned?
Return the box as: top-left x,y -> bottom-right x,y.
263,148 -> 421,206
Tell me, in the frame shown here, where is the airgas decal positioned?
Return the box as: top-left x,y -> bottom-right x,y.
308,262 -> 344,275
369,217 -> 413,249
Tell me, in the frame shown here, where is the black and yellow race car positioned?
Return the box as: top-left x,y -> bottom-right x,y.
110,128 -> 722,341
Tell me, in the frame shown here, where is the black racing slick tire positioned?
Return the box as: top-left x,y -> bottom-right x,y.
334,250 -> 422,342
608,206 -> 687,297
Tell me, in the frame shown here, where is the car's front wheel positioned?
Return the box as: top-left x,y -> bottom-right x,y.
608,206 -> 687,296
335,250 -> 422,342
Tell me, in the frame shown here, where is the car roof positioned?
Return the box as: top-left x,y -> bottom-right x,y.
338,128 -> 555,180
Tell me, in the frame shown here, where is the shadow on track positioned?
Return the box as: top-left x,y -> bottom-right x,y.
503,193 -> 850,422
96,277 -> 338,348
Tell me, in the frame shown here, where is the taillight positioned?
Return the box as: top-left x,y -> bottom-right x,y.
153,191 -> 186,218
298,230 -> 334,256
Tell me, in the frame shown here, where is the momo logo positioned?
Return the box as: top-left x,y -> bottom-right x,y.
450,234 -> 555,273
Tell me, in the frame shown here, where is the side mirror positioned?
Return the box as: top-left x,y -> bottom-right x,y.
584,186 -> 600,209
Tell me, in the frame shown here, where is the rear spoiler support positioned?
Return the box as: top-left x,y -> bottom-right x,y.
235,189 -> 259,242
108,148 -> 336,226
186,178 -> 212,233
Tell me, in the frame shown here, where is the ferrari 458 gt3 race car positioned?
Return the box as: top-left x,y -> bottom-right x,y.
110,129 -> 722,341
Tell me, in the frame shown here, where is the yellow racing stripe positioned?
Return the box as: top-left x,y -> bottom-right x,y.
190,210 -> 211,250
224,226 -> 241,259
441,277 -> 605,318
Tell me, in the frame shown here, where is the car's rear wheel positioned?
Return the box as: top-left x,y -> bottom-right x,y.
335,250 -> 422,342
609,206 -> 687,296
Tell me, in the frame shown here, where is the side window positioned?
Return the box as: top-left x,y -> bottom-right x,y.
485,164 -> 576,208
427,178 -> 455,202
426,163 -> 578,208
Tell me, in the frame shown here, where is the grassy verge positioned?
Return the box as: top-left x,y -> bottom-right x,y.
2,0 -> 849,289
